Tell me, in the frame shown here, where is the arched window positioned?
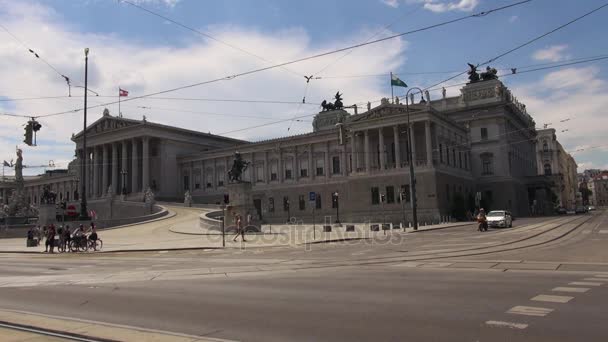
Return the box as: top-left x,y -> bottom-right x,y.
542,140 -> 549,152
544,163 -> 552,175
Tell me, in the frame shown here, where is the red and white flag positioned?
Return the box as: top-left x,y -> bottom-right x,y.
119,88 -> 129,97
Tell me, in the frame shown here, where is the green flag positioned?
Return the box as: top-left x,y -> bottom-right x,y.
391,74 -> 407,88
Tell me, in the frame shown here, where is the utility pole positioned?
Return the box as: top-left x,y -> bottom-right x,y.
405,87 -> 422,231
79,48 -> 90,221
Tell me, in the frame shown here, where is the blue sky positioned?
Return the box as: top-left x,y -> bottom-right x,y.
1,0 -> 607,175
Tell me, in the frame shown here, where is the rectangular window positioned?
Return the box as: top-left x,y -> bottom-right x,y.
332,156 -> 341,174
268,197 -> 274,213
285,159 -> 293,180
271,162 -> 278,181
481,127 -> 488,141
446,147 -> 450,165
285,169 -> 292,180
183,175 -> 190,191
399,185 -> 411,203
386,186 -> 395,204
283,196 -> 290,211
459,152 -> 462,169
315,195 -> 322,209
452,150 -> 456,166
218,180 -> 224,187
371,187 -> 380,205
256,165 -> 264,182
299,195 -> 305,210
465,153 -> 469,170
300,168 -> 308,177
316,159 -> 324,176
482,158 -> 493,175
439,144 -> 443,163
194,170 -> 201,189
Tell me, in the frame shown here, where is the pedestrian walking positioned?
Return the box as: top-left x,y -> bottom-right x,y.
47,225 -> 56,253
43,225 -> 50,252
232,214 -> 246,242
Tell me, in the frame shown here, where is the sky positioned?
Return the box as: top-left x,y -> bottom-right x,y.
1,0 -> 607,176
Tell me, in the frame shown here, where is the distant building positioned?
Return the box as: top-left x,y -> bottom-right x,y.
535,128 -> 578,209
589,172 -> 608,206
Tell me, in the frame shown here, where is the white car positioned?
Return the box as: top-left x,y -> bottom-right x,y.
486,210 -> 512,228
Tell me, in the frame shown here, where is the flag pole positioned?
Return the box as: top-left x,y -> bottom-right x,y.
390,72 -> 394,104
118,87 -> 121,117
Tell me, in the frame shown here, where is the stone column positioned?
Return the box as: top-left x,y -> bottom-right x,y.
294,147 -> 299,181
409,123 -> 416,165
102,145 -> 108,195
364,130 -> 370,173
131,138 -> 139,193
213,159 -> 217,190
92,146 -> 99,198
278,148 -> 283,183
121,141 -> 128,193
251,152 -> 256,182
88,149 -> 93,197
425,121 -> 433,167
264,151 -> 269,183
393,126 -> 401,168
309,144 -> 315,180
351,132 -> 357,173
379,127 -> 386,170
325,142 -> 330,179
142,137 -> 150,191
112,143 -> 118,194
342,143 -> 348,177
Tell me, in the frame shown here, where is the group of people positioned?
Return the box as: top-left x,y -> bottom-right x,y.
27,222 -> 98,253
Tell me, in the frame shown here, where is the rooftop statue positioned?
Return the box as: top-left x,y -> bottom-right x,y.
321,91 -> 344,111
228,152 -> 251,182
481,66 -> 499,81
467,63 -> 480,83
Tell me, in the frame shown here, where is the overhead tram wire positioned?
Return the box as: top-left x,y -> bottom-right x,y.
32,0 -> 530,120
422,1 -> 608,93
0,23 -> 72,92
119,0 -> 304,79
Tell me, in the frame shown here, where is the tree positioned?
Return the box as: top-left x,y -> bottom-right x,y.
580,187 -> 592,205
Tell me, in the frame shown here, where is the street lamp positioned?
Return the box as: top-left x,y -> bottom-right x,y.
405,87 -> 424,231
121,169 -> 127,195
285,198 -> 290,223
333,191 -> 341,225
78,47 -> 90,221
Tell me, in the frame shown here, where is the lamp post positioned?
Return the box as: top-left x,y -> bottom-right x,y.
78,48 -> 90,220
405,87 -> 424,231
121,169 -> 127,195
333,191 -> 341,225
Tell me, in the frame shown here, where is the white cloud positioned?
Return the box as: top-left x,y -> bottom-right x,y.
511,65 -> 608,173
130,0 -> 180,7
532,44 -> 570,62
0,0 -> 407,175
381,0 -> 400,8
409,0 -> 479,13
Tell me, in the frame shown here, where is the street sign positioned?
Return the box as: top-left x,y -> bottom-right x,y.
66,204 -> 78,217
309,192 -> 316,202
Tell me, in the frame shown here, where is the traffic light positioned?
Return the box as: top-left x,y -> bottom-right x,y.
32,120 -> 42,132
23,122 -> 33,146
223,194 -> 229,204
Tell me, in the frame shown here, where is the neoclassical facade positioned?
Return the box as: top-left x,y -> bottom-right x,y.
4,79 -> 567,223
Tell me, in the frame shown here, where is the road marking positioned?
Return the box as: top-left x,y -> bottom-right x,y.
594,274 -> 608,278
582,278 -> 606,282
507,306 -> 554,317
569,281 -> 602,287
531,294 -> 574,303
485,320 -> 528,330
598,230 -> 608,234
552,287 -> 590,293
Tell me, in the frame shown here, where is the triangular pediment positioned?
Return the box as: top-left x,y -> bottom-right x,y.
72,110 -> 143,139
350,104 -> 424,123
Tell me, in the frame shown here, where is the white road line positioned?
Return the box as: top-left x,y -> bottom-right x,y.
598,230 -> 608,234
582,278 -> 606,282
594,274 -> 608,278
569,281 -> 602,287
552,287 -> 590,293
485,320 -> 528,330
531,294 -> 574,303
507,306 -> 554,317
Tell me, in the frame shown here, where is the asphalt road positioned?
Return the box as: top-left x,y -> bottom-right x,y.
0,211 -> 606,341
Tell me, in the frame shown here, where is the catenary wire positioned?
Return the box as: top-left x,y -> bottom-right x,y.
30,0 -> 530,119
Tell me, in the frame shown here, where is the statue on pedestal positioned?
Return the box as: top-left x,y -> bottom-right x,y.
467,63 -> 480,83
320,92 -> 344,111
144,187 -> 155,205
184,190 -> 192,207
481,66 -> 498,81
228,152 -> 250,183
424,90 -> 431,104
106,184 -> 115,199
442,87 -> 447,99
